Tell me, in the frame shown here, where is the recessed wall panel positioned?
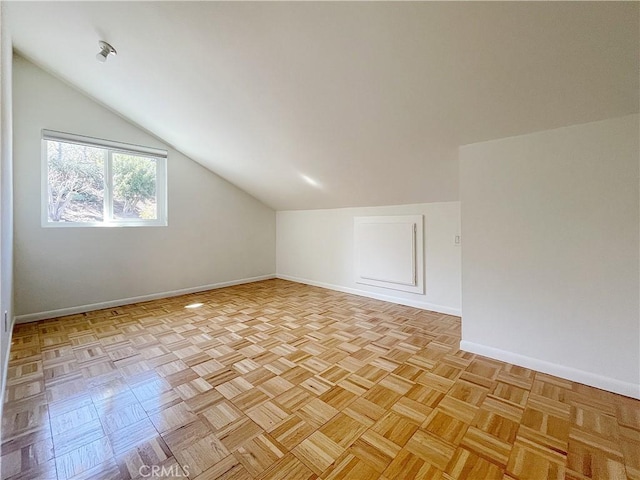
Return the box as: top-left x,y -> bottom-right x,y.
355,215 -> 424,294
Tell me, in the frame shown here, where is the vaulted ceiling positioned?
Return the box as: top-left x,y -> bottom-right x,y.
5,2 -> 639,210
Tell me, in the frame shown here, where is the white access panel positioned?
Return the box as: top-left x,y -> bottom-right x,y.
354,215 -> 424,294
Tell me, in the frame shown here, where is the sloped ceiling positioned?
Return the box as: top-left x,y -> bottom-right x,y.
5,2 -> 639,210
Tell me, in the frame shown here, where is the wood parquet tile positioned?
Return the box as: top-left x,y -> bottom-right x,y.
1,279 -> 639,479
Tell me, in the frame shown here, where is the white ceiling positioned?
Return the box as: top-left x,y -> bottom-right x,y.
6,2 -> 639,210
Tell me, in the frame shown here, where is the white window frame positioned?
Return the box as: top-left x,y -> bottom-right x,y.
42,130 -> 168,227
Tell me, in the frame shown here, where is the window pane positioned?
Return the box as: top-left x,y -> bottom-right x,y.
47,140 -> 105,222
112,153 -> 157,220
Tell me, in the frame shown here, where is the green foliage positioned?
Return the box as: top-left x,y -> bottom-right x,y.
113,154 -> 157,214
46,141 -> 158,222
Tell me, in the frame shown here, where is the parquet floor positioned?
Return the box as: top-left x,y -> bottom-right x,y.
1,280 -> 639,480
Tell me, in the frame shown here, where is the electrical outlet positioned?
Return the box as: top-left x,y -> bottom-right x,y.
454,235 -> 461,246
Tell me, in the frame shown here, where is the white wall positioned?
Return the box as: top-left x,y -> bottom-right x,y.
277,202 -> 461,315
459,115 -> 640,398
13,56 -> 275,319
0,3 -> 14,413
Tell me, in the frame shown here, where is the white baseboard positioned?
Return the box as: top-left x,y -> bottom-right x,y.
0,316 -> 15,422
277,274 -> 461,317
460,340 -> 640,400
14,274 -> 276,324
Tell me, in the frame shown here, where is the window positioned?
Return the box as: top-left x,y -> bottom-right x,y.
42,130 -> 167,226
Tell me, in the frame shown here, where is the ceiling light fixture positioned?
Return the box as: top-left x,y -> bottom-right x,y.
96,40 -> 117,63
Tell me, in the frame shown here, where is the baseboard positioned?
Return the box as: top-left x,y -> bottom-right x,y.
460,340 -> 640,400
14,274 -> 276,324
0,316 -> 15,423
276,274 -> 461,317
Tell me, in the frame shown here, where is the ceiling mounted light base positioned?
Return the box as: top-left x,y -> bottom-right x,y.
96,40 -> 117,63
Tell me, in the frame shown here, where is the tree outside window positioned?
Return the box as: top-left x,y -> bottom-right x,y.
43,132 -> 167,226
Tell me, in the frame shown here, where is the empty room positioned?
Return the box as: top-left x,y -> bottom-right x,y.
0,2 -> 638,479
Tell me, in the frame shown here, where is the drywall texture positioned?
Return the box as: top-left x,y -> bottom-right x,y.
0,5 -> 14,410
277,202 -> 461,315
460,115 -> 640,391
13,56 -> 275,317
